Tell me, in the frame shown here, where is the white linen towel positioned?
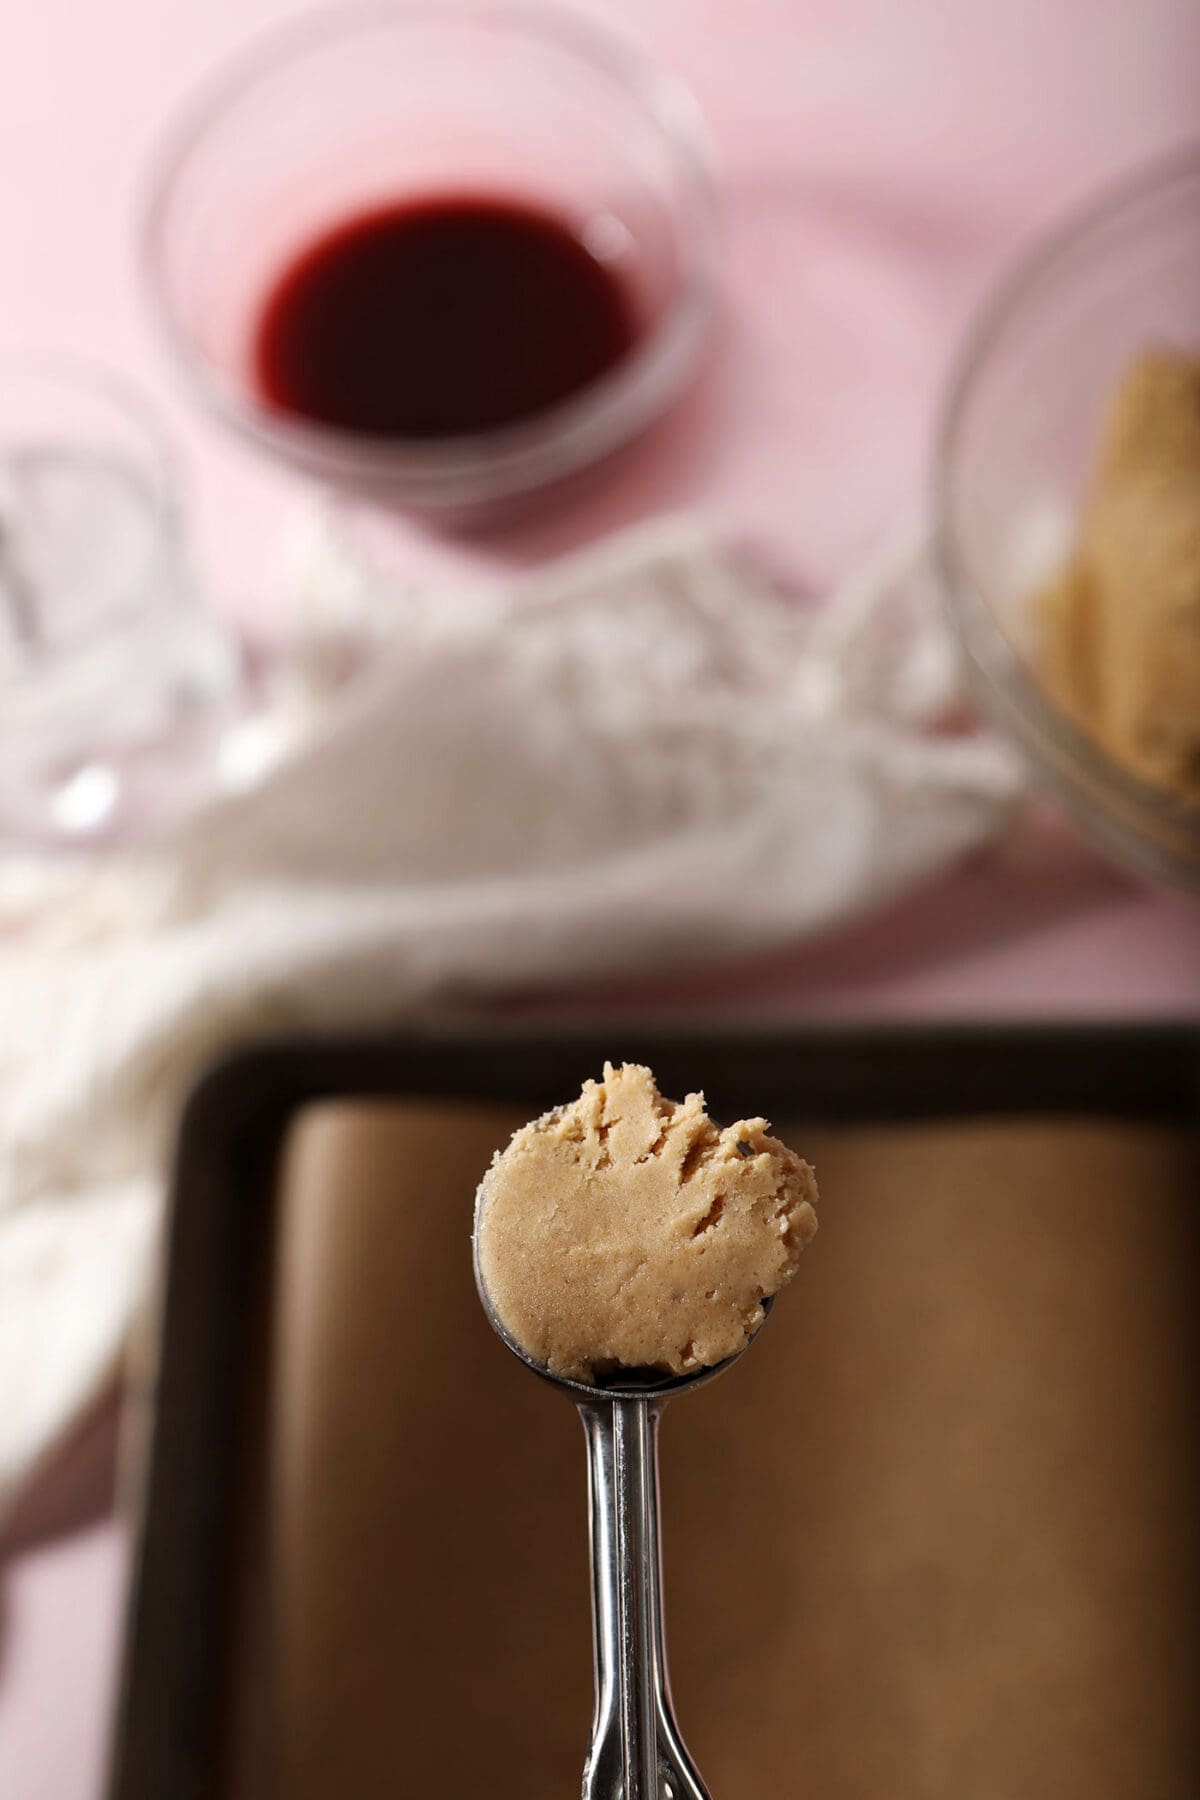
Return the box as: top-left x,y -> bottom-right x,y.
0,516 -> 1021,1519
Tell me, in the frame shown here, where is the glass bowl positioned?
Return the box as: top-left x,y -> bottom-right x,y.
0,356 -> 236,847
934,141 -> 1200,889
142,0 -> 720,514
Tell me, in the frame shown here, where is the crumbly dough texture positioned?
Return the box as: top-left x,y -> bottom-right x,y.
474,1062 -> 818,1381
1038,349 -> 1200,806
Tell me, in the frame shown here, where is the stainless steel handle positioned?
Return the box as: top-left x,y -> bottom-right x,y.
578,1397 -> 711,1800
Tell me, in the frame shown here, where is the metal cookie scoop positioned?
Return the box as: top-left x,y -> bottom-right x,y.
474,1228 -> 773,1800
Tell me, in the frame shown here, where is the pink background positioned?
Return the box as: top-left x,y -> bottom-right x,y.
1,1 -> 1198,1794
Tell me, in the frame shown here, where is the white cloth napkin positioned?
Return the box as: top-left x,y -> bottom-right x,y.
0,516 -> 1021,1520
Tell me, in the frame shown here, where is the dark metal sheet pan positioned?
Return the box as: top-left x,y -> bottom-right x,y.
107,1023 -> 1200,1798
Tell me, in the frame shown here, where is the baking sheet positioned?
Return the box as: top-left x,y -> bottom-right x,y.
108,1027 -> 1200,1799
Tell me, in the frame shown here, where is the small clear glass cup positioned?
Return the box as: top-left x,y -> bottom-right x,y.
0,356 -> 237,848
934,141 -> 1200,889
142,0 -> 721,517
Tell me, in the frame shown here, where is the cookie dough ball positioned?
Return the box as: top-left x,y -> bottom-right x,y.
475,1062 -> 818,1383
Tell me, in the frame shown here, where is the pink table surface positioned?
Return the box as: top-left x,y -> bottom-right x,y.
2,1 -> 1198,1794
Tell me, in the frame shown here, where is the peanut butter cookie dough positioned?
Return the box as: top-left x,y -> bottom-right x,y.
1038,349 -> 1200,805
474,1062 -> 818,1382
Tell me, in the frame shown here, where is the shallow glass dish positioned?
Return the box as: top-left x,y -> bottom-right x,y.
934,142 -> 1200,889
143,0 -> 720,515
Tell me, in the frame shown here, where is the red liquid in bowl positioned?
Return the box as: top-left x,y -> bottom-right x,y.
252,195 -> 640,441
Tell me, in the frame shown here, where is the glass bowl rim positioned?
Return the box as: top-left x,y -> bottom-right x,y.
932,137 -> 1200,876
140,0 -> 722,504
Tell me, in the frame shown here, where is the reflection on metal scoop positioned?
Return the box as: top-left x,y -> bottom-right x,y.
475,1228 -> 774,1800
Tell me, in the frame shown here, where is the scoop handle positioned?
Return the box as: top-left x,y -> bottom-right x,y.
578,1396 -> 712,1800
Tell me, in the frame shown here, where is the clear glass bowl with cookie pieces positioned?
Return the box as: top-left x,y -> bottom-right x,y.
934,140 -> 1200,890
